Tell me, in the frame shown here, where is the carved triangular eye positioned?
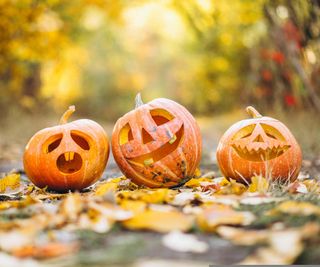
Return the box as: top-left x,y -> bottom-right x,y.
150,109 -> 174,126
44,134 -> 63,153
71,131 -> 90,150
142,128 -> 154,144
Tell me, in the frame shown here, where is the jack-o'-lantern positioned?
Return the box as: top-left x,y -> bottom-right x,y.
216,106 -> 302,182
23,106 -> 109,192
112,94 -> 202,188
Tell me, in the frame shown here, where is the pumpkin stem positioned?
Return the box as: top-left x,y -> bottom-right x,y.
60,105 -> 75,124
246,106 -> 262,118
135,93 -> 144,109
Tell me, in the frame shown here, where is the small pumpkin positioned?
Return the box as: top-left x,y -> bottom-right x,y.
216,106 -> 302,182
24,106 -> 109,192
112,94 -> 202,188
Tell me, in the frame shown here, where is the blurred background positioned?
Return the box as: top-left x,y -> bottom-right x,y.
1,0 -> 320,166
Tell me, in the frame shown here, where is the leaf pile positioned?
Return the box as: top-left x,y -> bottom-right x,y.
0,171 -> 320,265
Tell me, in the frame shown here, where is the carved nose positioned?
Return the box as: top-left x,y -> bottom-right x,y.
253,134 -> 264,142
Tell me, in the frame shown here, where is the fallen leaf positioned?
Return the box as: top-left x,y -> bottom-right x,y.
59,193 -> 83,222
197,204 -> 255,232
88,201 -> 132,221
287,181 -> 308,194
78,213 -> 112,233
0,173 -> 21,193
268,200 -> 320,216
184,177 -> 213,188
240,196 -> 283,205
120,200 -> 147,215
0,252 -> 39,267
240,230 -> 303,264
122,209 -> 193,233
162,231 -> 208,253
216,226 -> 269,245
94,176 -> 125,196
13,242 -> 79,259
117,188 -> 176,204
248,176 -> 269,194
302,179 -> 320,193
216,178 -> 247,195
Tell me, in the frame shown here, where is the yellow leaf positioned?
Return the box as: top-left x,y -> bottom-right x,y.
194,168 -> 201,177
0,173 -> 20,193
217,178 -> 246,195
197,204 -> 255,232
117,189 -> 176,204
95,181 -> 118,196
268,201 -> 320,216
120,200 -> 147,215
95,176 -> 131,196
248,176 -> 269,194
122,209 -> 193,233
185,177 -> 213,188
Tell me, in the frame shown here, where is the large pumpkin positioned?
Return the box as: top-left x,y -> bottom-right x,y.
216,106 -> 302,182
112,94 -> 202,188
24,106 -> 109,192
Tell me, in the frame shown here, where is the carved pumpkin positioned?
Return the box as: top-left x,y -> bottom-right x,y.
112,94 -> 202,188
216,106 -> 302,182
23,106 -> 109,192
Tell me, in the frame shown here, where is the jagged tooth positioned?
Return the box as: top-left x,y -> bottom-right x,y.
253,145 -> 260,152
64,152 -> 69,162
69,152 -> 75,161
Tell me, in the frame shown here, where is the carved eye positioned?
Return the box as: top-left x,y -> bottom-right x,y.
71,131 -> 90,150
232,125 -> 255,140
43,134 -> 63,153
150,109 -> 174,126
119,123 -> 133,145
260,124 -> 285,141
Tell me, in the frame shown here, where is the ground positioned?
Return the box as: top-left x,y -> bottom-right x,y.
0,110 -> 320,266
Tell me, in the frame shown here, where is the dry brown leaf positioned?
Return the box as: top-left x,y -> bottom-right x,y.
12,242 -> 79,259
287,181 -> 308,194
122,209 -> 194,233
216,226 -> 269,245
240,230 -> 303,264
59,193 -> 83,221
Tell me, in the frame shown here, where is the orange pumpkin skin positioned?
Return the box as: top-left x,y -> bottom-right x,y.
216,106 -> 302,183
23,106 -> 109,192
112,95 -> 202,188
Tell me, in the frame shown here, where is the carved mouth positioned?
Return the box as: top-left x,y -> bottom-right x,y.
232,144 -> 290,162
127,125 -> 184,167
57,152 -> 83,174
